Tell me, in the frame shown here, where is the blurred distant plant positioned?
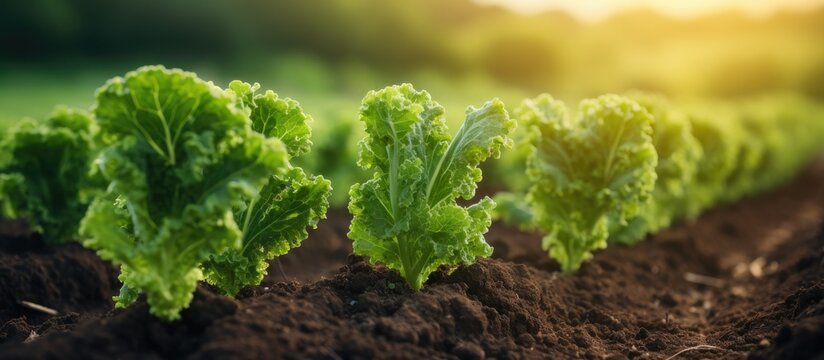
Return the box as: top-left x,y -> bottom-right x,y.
491,192 -> 533,231
495,91 -> 824,270
293,108 -> 367,207
0,108 -> 100,244
521,94 -> 657,271
609,93 -> 701,245
733,95 -> 824,194
681,108 -> 742,216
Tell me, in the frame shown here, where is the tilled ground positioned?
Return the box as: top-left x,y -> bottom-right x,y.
0,163 -> 822,359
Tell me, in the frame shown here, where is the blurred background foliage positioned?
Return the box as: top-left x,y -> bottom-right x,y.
1,0 -> 822,203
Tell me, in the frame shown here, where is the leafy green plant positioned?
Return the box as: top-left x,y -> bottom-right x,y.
348,84 -> 515,289
718,109 -> 765,204
489,115 -> 535,231
521,94 -> 657,271
80,66 -> 295,320
201,81 -> 331,296
736,95 -> 823,195
0,107 -> 100,243
491,192 -> 534,231
609,93 -> 702,244
681,108 -> 742,217
496,92 -> 824,265
681,96 -> 824,216
293,107 -> 367,207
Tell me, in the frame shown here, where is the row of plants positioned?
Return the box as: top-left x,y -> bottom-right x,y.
1,66 -> 822,320
494,93 -> 824,271
0,66 -> 516,320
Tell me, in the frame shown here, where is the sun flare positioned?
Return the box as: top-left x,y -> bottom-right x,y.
474,0 -> 824,21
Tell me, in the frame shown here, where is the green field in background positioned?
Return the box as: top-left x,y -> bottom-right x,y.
0,59 -> 530,132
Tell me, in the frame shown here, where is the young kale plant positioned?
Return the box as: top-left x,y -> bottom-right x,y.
348,84 -> 515,289
0,108 -> 100,243
520,94 -> 657,272
80,66 -> 295,320
609,93 -> 702,244
682,108 -> 742,217
201,81 -> 331,296
738,96 -> 821,194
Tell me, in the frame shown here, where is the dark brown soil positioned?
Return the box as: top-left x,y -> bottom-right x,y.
0,162 -> 823,359
0,223 -> 119,343
272,208 -> 353,283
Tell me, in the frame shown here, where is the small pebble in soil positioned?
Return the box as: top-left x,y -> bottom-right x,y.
635,327 -> 649,340
23,330 -> 38,344
626,347 -> 642,359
